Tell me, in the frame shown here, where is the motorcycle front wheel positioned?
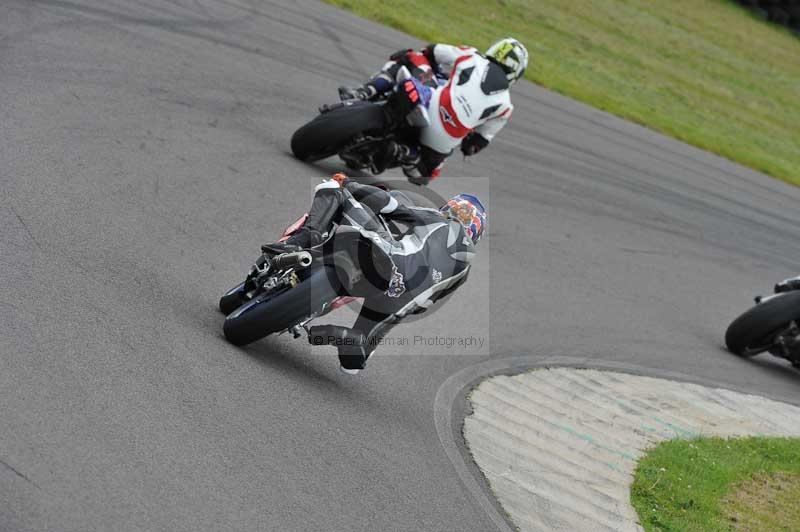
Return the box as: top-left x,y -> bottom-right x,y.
725,291 -> 800,356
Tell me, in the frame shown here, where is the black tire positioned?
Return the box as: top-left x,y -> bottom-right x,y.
219,289 -> 247,316
290,102 -> 387,162
770,7 -> 790,24
725,291 -> 800,356
223,266 -> 342,346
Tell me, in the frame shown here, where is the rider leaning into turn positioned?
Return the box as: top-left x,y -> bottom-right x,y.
339,38 -> 529,185
262,173 -> 486,374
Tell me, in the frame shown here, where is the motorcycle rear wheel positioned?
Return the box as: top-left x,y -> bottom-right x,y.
290,102 -> 387,162
725,291 -> 800,356
223,266 -> 342,346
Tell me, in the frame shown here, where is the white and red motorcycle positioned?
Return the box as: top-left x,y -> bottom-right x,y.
290,52 -> 510,176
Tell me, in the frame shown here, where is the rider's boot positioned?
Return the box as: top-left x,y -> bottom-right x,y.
337,344 -> 370,375
338,83 -> 378,102
390,141 -> 420,167
261,227 -> 323,255
262,184 -> 343,254
775,276 -> 800,294
308,325 -> 370,374
374,140 -> 419,173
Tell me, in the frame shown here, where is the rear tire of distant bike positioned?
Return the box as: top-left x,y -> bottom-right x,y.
290,102 -> 387,162
725,291 -> 800,356
223,266 -> 342,346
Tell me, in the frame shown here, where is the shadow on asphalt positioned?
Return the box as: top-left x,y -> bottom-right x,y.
279,150 -> 374,179
744,354 -> 800,378
717,345 -> 800,384
240,340 -> 343,386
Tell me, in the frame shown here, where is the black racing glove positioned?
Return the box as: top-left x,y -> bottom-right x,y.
460,132 -> 490,156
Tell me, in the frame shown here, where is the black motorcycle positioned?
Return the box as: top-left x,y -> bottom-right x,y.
290,82 -> 431,174
220,189 -> 419,347
219,223 -> 366,347
725,290 -> 800,368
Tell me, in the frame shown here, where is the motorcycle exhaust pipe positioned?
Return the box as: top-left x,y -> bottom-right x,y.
271,251 -> 313,270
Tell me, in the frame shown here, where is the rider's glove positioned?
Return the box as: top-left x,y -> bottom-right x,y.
460,132 -> 489,156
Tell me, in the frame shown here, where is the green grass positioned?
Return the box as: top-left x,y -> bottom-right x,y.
631,437 -> 800,531
327,0 -> 800,186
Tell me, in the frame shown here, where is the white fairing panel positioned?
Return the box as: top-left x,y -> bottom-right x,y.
419,53 -> 511,154
419,88 -> 460,153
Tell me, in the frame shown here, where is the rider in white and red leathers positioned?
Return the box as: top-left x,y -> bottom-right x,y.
339,38 -> 529,185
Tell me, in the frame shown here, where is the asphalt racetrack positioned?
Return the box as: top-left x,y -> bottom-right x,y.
2,1 -> 800,531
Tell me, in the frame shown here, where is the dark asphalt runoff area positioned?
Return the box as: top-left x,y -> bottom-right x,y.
2,1 -> 800,530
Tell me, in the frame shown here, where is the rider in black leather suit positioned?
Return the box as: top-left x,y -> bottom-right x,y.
263,174 -> 485,373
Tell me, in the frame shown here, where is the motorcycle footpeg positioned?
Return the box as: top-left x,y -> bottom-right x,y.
318,101 -> 350,114
308,325 -> 365,347
271,251 -> 313,270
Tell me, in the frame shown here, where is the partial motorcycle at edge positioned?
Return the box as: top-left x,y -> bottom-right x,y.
725,290 -> 800,368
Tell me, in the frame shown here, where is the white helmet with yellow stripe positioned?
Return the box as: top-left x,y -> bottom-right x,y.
485,38 -> 529,84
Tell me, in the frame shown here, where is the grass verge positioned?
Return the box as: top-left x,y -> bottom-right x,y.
326,0 -> 800,186
631,437 -> 800,531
